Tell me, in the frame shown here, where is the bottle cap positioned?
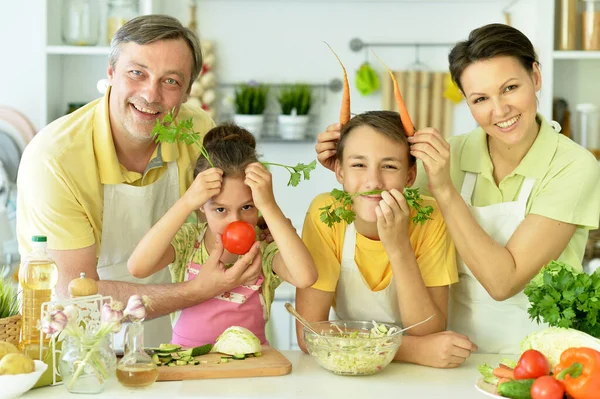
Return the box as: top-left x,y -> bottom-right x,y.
31,235 -> 47,243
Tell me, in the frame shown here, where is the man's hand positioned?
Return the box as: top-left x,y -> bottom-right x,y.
315,123 -> 341,172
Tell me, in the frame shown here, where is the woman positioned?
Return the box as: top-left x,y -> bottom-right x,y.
315,23 -> 600,354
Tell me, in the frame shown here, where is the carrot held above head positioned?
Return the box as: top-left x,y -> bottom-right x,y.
324,41 -> 351,126
371,50 -> 415,136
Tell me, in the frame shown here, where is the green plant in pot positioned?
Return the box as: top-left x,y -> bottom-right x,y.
277,84 -> 312,140
233,81 -> 269,138
0,269 -> 21,346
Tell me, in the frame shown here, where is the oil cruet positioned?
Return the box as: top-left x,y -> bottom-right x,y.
116,321 -> 158,388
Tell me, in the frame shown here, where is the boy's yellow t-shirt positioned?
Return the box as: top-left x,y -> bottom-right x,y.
302,193 -> 458,293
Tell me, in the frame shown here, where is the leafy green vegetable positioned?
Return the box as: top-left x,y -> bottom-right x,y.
153,111 -> 316,187
478,363 -> 499,385
211,326 -> 261,357
520,327 -> 600,368
0,269 -> 20,319
319,187 -> 434,228
524,260 -> 600,338
152,109 -> 214,167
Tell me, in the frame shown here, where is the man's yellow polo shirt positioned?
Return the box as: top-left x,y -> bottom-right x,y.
17,86 -> 215,256
413,114 -> 600,271
302,193 -> 458,293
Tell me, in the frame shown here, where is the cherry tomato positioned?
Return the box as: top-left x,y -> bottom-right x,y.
222,221 -> 256,255
514,349 -> 550,380
531,376 -> 565,399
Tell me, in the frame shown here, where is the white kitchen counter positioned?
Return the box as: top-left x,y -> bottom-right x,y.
23,351 -> 503,399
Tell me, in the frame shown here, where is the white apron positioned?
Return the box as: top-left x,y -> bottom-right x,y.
448,172 -> 546,354
97,159 -> 179,349
335,223 -> 403,326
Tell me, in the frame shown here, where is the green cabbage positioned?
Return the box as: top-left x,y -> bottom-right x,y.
211,326 -> 261,357
520,327 -> 600,368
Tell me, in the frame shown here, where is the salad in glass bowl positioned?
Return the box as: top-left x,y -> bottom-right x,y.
303,320 -> 403,376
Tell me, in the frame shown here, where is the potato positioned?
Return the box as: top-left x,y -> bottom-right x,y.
0,353 -> 35,375
0,341 -> 19,361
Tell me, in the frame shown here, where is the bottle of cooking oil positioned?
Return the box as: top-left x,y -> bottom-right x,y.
116,322 -> 158,388
18,235 -> 59,360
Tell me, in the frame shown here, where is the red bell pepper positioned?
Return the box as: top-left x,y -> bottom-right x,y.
554,347 -> 600,399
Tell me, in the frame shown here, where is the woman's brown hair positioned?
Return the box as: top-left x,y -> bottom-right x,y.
336,110 -> 415,166
194,123 -> 258,178
448,23 -> 539,93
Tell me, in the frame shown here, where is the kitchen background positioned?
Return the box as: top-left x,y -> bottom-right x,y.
0,0 -> 599,350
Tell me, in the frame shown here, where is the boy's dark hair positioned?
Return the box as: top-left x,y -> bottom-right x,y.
336,110 -> 415,166
448,23 -> 539,93
194,124 -> 258,178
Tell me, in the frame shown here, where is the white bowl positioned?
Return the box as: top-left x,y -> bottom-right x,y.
0,360 -> 48,399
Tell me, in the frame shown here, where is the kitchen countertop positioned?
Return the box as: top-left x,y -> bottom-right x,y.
23,351 -> 503,398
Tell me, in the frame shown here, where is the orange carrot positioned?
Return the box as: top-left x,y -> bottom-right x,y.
497,377 -> 511,386
324,42 -> 351,125
493,366 -> 515,380
371,50 -> 415,136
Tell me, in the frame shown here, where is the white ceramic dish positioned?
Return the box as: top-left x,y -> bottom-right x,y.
0,360 -> 48,399
474,377 -> 502,398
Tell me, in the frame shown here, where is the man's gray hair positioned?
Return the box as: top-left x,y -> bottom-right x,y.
108,15 -> 203,91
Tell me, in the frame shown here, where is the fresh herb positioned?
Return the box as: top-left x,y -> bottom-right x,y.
153,111 -> 316,187
278,84 -> 312,115
0,270 -> 20,319
234,83 -> 269,115
524,260 -> 600,338
262,160 -> 316,187
152,109 -> 214,167
319,187 -> 434,228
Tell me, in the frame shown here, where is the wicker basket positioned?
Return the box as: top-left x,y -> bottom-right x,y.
0,314 -> 21,346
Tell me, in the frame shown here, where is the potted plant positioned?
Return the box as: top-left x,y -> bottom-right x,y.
233,81 -> 269,138
277,84 -> 312,140
0,269 -> 21,346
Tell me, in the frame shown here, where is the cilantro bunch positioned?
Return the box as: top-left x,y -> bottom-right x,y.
524,260 -> 600,338
152,110 -> 316,186
319,187 -> 434,228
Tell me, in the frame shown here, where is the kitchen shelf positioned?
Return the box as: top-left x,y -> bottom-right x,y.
46,46 -> 111,55
553,51 -> 600,60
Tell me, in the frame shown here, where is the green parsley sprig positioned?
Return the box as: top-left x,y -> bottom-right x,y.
524,260 -> 600,338
152,109 -> 214,168
152,110 -> 316,187
319,187 -> 434,228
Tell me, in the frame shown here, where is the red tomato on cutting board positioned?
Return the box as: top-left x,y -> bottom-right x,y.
222,221 -> 256,255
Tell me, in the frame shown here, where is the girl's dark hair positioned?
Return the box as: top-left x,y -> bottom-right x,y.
448,23 -> 539,92
194,123 -> 258,178
336,110 -> 415,166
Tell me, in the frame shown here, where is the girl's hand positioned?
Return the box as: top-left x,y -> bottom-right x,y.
408,128 -> 453,200
315,123 -> 341,172
376,189 -> 411,253
416,331 -> 478,368
244,162 -> 276,212
183,168 -> 223,211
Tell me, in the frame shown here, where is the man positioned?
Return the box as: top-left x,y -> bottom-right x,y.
17,15 -> 260,346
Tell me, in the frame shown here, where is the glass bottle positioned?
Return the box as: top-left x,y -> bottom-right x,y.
116,322 -> 158,388
59,335 -> 116,394
582,0 -> 600,50
61,0 -> 100,46
107,0 -> 140,45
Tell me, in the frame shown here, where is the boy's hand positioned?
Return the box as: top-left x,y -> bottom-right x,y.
183,168 -> 223,211
244,162 -> 276,213
375,189 -> 411,252
315,123 -> 341,172
414,331 -> 478,368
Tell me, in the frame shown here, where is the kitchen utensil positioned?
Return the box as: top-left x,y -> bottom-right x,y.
155,345 -> 291,381
398,313 -> 436,333
575,103 -> 600,159
284,302 -> 321,336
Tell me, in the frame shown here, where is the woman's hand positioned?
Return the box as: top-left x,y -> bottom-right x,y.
408,128 -> 453,200
244,162 -> 276,213
315,123 -> 341,172
376,189 -> 411,253
415,331 -> 478,368
182,168 -> 223,211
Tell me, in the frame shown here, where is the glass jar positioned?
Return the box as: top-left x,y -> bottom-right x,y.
575,103 -> 600,159
107,0 -> 140,45
58,335 -> 117,394
582,0 -> 600,50
61,0 -> 100,46
558,0 -> 578,50
116,322 -> 158,388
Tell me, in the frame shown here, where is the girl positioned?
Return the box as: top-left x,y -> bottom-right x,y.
297,110 -> 470,369
128,124 -> 317,346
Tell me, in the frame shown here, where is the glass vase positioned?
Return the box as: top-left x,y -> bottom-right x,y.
58,334 -> 116,394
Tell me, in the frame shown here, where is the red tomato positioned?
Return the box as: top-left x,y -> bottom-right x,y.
531,376 -> 565,399
222,221 -> 256,255
514,349 -> 550,380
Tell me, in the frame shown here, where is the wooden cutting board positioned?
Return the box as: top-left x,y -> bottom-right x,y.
156,345 -> 292,381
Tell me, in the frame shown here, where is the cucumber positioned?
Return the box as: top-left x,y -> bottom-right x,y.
232,354 -> 246,360
158,343 -> 182,353
497,379 -> 535,399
